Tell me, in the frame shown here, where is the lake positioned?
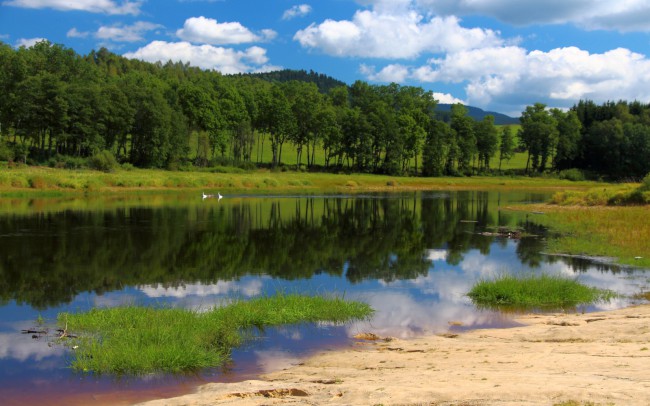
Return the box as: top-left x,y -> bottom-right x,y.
0,191 -> 647,405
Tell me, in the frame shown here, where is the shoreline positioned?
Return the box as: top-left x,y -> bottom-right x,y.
138,304 -> 650,406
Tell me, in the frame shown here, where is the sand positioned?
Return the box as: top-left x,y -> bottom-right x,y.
138,304 -> 650,406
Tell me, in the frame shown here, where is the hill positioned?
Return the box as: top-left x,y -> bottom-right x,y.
241,69 -> 347,94
435,104 -> 520,125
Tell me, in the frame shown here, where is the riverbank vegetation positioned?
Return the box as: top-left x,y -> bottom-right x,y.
57,294 -> 373,375
0,165 -> 602,196
516,204 -> 650,268
468,274 -> 616,311
549,173 -> 650,206
1,41 -> 649,181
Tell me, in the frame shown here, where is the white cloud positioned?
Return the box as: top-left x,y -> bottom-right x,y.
432,92 -> 465,104
282,4 -> 312,20
176,16 -> 275,45
294,9 -> 502,59
140,280 -> 263,298
124,41 -> 272,73
363,45 -> 650,115
4,0 -> 141,15
415,0 -> 650,32
360,63 -> 410,82
15,37 -> 46,47
95,21 -> 162,42
66,27 -> 88,38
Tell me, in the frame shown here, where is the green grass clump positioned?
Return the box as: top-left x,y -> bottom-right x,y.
57,294 -> 373,376
467,274 -> 616,311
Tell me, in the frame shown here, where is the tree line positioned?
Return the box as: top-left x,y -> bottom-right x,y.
0,41 -> 648,179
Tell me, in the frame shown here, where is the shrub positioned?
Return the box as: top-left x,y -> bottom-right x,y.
558,168 -> 585,182
0,142 -> 14,161
640,173 -> 650,191
88,150 -> 118,173
63,156 -> 87,170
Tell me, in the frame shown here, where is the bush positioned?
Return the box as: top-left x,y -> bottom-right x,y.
0,142 -> 14,161
88,150 -> 118,172
641,173 -> 650,191
63,156 -> 87,169
559,168 -> 586,182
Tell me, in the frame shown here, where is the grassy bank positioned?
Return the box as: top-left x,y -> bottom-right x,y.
511,204 -> 650,268
58,294 -> 373,375
0,165 -> 600,196
468,274 -> 616,311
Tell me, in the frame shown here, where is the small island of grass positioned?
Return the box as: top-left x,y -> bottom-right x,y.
57,294 -> 373,376
468,274 -> 616,311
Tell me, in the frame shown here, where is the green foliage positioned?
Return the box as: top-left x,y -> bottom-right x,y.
57,294 -> 373,375
468,274 -> 616,310
0,141 -> 14,161
641,173 -> 650,191
558,168 -> 586,182
1,41 -> 647,179
88,150 -> 118,172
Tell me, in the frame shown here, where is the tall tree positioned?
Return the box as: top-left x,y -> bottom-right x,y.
518,103 -> 558,173
498,126 -> 515,171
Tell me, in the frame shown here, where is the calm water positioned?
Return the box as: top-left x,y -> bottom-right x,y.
0,191 -> 647,405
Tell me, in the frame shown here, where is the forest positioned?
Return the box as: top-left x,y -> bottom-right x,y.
1,40 -> 649,180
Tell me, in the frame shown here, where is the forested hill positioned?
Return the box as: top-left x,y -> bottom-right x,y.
436,104 -> 520,125
241,69 -> 346,94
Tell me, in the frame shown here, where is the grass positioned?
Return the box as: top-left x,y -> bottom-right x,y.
512,204 -> 650,268
0,165 -> 601,196
57,294 -> 373,376
550,184 -> 650,206
467,274 -> 616,311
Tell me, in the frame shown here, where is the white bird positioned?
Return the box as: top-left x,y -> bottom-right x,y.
218,192 -> 223,200
202,192 -> 208,199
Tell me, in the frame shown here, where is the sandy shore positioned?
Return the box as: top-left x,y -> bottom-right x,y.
139,304 -> 650,406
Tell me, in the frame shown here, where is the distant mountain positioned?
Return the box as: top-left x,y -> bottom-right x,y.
435,104 -> 520,125
242,69 -> 347,94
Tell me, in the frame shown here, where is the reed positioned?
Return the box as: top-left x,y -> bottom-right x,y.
468,274 -> 616,310
57,294 -> 373,375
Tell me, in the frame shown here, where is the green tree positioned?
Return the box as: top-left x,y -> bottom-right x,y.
498,126 -> 515,170
551,109 -> 582,170
422,119 -> 451,176
519,103 -> 558,173
474,115 -> 498,171
450,104 -> 475,174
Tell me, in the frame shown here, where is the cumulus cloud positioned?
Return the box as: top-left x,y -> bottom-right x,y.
4,0 -> 141,15
123,40 -> 272,74
415,0 -> 650,32
427,46 -> 650,114
361,45 -> 650,115
432,92 -> 465,105
177,16 -> 275,45
15,37 -> 46,47
294,9 -> 502,59
282,4 -> 312,20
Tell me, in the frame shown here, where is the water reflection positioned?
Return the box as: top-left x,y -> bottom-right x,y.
0,191 -> 647,403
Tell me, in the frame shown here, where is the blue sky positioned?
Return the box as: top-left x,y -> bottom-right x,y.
2,0 -> 650,116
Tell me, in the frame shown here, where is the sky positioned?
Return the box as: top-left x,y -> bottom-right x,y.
2,0 -> 650,116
